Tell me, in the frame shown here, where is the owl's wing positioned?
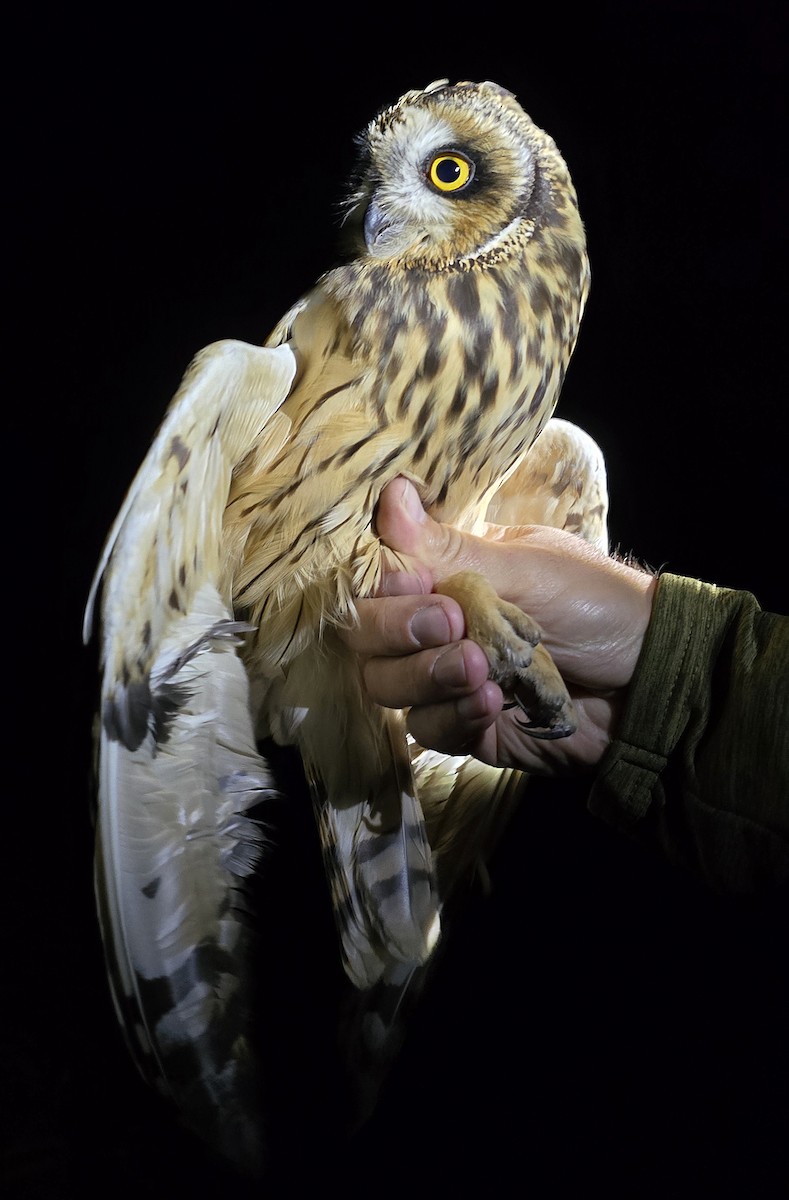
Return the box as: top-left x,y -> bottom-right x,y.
485,417 -> 610,551
83,339 -> 297,1175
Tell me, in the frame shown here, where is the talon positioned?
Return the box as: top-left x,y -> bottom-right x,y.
513,714 -> 576,740
503,693 -> 577,738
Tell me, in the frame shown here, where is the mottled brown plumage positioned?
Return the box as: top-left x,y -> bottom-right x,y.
84,79 -> 603,1175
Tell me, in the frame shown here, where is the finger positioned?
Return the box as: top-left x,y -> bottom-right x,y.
362,638 -> 491,709
379,570 -> 433,597
406,681 -> 504,760
341,593 -> 466,657
375,477 -> 525,597
375,477 -> 472,571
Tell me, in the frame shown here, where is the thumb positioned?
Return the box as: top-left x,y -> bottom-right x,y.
375,477 -> 509,588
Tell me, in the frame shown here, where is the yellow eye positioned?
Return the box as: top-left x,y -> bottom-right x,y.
428,153 -> 474,193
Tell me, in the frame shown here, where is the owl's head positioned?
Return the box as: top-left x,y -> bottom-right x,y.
341,79 -> 577,272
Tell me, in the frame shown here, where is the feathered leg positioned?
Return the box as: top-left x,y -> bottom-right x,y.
259,633 -> 440,990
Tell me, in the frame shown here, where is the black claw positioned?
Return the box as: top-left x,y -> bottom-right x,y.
513,715 -> 575,740
503,698 -> 576,739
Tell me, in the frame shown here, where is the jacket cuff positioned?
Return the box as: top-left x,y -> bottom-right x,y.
587,573 -> 722,832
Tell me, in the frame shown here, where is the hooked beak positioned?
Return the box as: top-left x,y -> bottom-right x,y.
363,197 -> 406,257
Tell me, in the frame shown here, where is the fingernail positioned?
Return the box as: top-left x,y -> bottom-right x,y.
383,572 -> 425,597
456,690 -> 490,720
431,643 -> 467,688
410,604 -> 451,646
401,479 -> 427,523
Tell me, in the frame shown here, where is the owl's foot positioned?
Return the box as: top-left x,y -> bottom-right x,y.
434,570 -> 577,739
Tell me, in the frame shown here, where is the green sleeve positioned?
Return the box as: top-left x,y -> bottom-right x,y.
587,572 -> 789,894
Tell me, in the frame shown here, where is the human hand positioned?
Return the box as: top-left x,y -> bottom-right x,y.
342,478 -> 657,775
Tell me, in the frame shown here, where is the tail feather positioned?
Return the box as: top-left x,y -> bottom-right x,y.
339,745 -> 529,1126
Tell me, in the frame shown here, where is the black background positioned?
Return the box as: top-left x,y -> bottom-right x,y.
7,2 -> 787,1196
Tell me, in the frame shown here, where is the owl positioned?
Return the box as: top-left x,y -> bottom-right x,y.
83,79 -> 605,1175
